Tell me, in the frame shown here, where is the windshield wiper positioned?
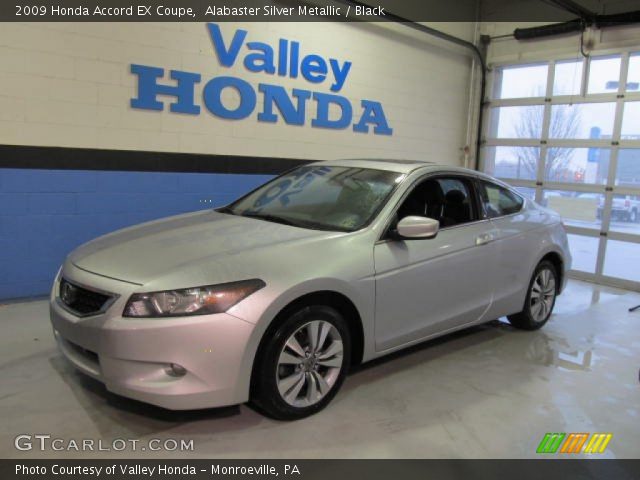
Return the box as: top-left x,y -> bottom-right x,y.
238,212 -> 344,231
239,212 -> 302,227
216,206 -> 235,214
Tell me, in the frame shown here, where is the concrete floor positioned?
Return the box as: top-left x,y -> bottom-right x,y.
1,279 -> 639,459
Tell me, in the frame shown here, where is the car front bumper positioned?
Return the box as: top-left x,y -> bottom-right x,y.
49,266 -> 256,410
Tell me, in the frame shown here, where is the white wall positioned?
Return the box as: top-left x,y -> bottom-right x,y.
0,21 -> 477,165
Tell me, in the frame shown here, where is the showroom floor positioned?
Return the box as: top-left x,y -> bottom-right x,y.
1,279 -> 638,459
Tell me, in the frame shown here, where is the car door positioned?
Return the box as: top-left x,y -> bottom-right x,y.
373,174 -> 498,352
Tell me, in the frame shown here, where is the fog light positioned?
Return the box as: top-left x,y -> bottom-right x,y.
166,363 -> 187,377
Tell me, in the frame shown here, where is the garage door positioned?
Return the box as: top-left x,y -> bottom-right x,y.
481,50 -> 640,291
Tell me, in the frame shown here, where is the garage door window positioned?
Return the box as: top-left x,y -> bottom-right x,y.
553,59 -> 583,96
493,63 -> 548,99
622,102 -> 640,137
626,53 -> 640,91
484,146 -> 539,181
549,103 -> 616,139
587,55 -> 622,94
488,106 -> 545,139
544,148 -> 610,185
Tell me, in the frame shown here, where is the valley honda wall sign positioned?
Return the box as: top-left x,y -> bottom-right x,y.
130,23 -> 393,135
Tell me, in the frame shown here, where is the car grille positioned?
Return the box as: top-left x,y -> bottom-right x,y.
59,278 -> 113,317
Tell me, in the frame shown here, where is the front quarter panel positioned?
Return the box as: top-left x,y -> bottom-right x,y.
221,230 -> 378,404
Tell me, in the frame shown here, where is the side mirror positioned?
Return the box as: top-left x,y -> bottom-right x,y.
395,216 -> 439,240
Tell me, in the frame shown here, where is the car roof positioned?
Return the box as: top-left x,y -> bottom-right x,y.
310,158 -> 487,177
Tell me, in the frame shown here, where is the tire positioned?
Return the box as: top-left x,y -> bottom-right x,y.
631,209 -> 638,223
250,305 -> 351,420
507,260 -> 558,331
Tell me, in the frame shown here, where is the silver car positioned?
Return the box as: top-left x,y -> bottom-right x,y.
50,159 -> 571,420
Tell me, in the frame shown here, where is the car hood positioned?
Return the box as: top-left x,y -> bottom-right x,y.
69,210 -> 333,285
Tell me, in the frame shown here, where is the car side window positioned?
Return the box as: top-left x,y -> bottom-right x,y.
396,176 -> 476,228
479,181 -> 524,218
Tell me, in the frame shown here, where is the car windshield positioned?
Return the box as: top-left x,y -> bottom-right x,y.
222,165 -> 404,232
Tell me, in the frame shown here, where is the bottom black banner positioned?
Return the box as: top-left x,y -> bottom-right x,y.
2,460 -> 640,480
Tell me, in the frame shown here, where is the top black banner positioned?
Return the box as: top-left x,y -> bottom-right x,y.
2,0 -> 637,22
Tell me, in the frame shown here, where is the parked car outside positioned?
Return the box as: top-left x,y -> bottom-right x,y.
597,194 -> 640,223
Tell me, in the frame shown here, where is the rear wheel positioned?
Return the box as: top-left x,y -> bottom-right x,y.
250,305 -> 350,420
508,260 -> 557,331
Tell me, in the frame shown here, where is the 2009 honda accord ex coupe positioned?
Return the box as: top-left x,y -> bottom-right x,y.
50,159 -> 571,420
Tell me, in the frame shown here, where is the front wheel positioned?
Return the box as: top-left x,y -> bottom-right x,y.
508,260 -> 558,331
250,305 -> 350,420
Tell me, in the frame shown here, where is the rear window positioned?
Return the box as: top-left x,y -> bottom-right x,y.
479,181 -> 524,218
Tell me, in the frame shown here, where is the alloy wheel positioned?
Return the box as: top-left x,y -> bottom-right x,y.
276,320 -> 344,407
530,268 -> 556,323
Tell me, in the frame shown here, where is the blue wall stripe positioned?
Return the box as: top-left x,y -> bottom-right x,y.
0,168 -> 273,301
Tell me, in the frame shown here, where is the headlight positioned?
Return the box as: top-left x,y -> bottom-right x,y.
123,279 -> 265,318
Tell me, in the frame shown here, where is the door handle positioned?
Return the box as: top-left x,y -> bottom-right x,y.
475,233 -> 494,246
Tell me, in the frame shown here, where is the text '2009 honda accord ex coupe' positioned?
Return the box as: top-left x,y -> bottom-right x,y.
50,159 -> 571,420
